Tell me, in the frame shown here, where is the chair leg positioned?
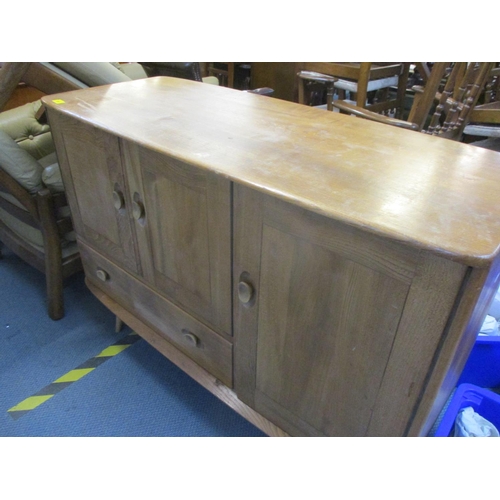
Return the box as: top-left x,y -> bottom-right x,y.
37,189 -> 65,320
45,248 -> 64,320
326,81 -> 335,111
395,63 -> 411,119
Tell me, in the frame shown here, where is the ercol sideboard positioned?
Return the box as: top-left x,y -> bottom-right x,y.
42,77 -> 500,437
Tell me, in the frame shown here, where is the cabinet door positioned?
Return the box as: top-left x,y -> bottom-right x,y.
50,114 -> 139,274
122,143 -> 232,336
233,185 -> 467,436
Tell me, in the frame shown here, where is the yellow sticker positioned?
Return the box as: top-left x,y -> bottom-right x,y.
52,99 -> 65,104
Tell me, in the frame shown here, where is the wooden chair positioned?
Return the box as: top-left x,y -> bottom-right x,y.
297,71 -> 338,110
297,63 -> 411,118
207,62 -> 235,87
331,62 -> 495,141
463,63 -> 500,141
206,63 -> 253,90
0,102 -> 82,320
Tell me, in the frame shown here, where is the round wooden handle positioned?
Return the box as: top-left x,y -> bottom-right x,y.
132,200 -> 144,221
112,190 -> 124,210
238,281 -> 254,304
96,269 -> 109,282
183,332 -> 199,347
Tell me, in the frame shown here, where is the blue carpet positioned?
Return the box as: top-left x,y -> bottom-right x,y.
0,246 -> 265,437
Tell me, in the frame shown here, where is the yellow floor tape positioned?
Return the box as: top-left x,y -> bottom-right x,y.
8,332 -> 140,420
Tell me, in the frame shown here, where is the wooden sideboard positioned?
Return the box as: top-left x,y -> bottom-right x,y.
42,77 -> 500,437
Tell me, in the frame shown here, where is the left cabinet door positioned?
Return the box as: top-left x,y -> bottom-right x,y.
49,112 -> 140,274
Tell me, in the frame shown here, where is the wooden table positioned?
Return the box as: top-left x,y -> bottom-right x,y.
43,77 -> 500,436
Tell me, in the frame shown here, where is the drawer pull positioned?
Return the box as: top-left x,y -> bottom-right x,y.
132,200 -> 144,221
96,269 -> 109,282
238,281 -> 254,304
112,190 -> 125,210
183,331 -> 199,347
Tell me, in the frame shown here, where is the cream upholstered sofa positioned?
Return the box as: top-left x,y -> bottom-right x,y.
0,100 -> 81,320
22,62 -> 219,91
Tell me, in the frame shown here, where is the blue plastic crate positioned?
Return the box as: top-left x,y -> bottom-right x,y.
434,383 -> 500,437
457,335 -> 500,388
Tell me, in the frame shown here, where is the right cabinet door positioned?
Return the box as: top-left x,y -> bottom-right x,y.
233,185 -> 467,436
121,142 -> 232,336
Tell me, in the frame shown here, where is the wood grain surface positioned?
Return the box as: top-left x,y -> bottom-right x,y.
43,77 -> 500,267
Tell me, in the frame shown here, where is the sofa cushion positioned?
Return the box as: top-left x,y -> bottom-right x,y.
0,205 -> 44,247
202,76 -> 220,85
0,189 -> 76,245
41,158 -> 65,193
53,62 -> 132,87
113,62 -> 148,80
0,203 -> 78,256
42,163 -> 64,193
38,151 -> 57,169
0,130 -> 43,193
0,101 -> 54,161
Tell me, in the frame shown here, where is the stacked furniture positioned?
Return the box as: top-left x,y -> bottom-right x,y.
330,63 -> 493,142
464,63 -> 500,151
298,62 -> 411,118
43,77 -> 500,436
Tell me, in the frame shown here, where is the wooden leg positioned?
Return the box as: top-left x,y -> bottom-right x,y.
297,76 -> 305,105
115,316 -> 124,333
395,63 -> 411,119
45,246 -> 64,320
326,81 -> 335,111
37,189 -> 65,320
227,63 -> 235,89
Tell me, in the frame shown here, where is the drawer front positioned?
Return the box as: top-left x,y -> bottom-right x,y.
80,242 -> 233,387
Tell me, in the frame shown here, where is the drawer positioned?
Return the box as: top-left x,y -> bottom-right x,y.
79,242 -> 233,387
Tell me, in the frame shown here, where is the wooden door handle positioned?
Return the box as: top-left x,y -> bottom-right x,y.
238,281 -> 254,304
96,269 -> 109,282
183,331 -> 199,347
112,189 -> 125,210
132,200 -> 145,220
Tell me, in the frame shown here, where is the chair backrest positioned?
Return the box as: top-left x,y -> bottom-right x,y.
297,71 -> 337,110
297,62 -> 410,118
479,63 -> 500,105
139,62 -> 203,82
408,62 -> 495,140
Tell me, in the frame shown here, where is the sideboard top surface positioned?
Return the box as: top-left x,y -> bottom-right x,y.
43,77 -> 500,266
